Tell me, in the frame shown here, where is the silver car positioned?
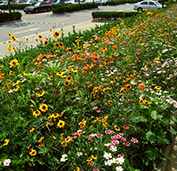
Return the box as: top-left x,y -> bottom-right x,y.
134,0 -> 165,12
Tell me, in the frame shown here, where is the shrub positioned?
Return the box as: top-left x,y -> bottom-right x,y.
0,11 -> 22,23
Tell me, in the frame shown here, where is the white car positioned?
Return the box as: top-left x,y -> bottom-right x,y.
25,0 -> 36,4
0,1 -> 8,5
64,0 -> 85,4
134,0 -> 165,12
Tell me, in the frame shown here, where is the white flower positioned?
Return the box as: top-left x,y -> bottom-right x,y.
3,159 -> 11,166
109,146 -> 117,152
105,159 -> 113,166
60,154 -> 68,162
117,157 -> 125,165
116,166 -> 123,171
77,152 -> 83,157
103,152 -> 112,160
104,143 -> 111,147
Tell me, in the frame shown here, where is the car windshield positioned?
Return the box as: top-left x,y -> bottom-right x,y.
34,2 -> 40,6
154,1 -> 161,5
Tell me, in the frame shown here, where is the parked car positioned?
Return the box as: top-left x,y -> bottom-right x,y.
84,0 -> 100,3
0,1 -> 8,5
44,0 -> 57,4
64,0 -> 85,4
134,0 -> 166,12
14,0 -> 23,4
51,0 -> 65,4
25,0 -> 36,4
24,1 -> 52,13
98,0 -> 108,5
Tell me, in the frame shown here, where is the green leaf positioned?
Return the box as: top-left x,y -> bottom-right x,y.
0,132 -> 7,141
169,126 -> 177,135
150,110 -> 157,120
146,131 -> 156,144
32,134 -> 38,141
132,116 -> 147,123
171,116 -> 177,123
38,147 -> 49,155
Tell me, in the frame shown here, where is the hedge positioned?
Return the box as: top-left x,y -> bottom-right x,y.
0,4 -> 28,10
0,11 -> 22,23
107,0 -> 138,5
52,3 -> 98,13
92,11 -> 138,20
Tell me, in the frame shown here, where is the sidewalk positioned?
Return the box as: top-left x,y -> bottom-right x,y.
0,20 -> 105,59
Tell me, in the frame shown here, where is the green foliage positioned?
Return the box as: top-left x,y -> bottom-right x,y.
0,11 -> 22,23
52,3 -> 98,13
92,11 -> 138,20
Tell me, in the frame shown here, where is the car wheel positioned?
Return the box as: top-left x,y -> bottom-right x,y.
137,7 -> 142,12
47,7 -> 51,11
25,11 -> 29,14
35,9 -> 39,13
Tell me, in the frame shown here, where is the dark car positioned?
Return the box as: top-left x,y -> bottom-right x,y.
24,1 -> 51,14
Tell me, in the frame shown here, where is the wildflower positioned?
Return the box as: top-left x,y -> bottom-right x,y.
92,155 -> 97,160
143,100 -> 149,105
9,59 -> 19,67
38,34 -> 43,39
108,100 -> 113,105
57,120 -> 65,128
123,125 -> 129,130
61,141 -> 67,147
102,115 -> 108,122
53,31 -> 60,38
131,138 -> 138,143
3,139 -> 9,146
60,154 -> 68,162
139,99 -> 144,104
77,152 -> 83,156
49,28 -> 52,33
29,149 -> 37,156
66,75 -> 72,81
103,152 -> 112,160
125,84 -> 132,90
39,103 -> 48,112
155,85 -> 161,90
79,119 -> 86,128
103,122 -> 108,127
14,85 -> 20,92
64,81 -> 69,86
55,90 -> 60,94
38,91 -> 45,97
7,33 -> 12,37
74,167 -> 80,171
138,82 -> 145,90
39,143 -> 44,147
36,38 -> 39,43
0,73 -> 4,80
30,128 -> 35,132
65,136 -> 72,143
44,39 -> 49,46
9,71 -> 15,76
25,38 -> 29,42
116,166 -> 123,171
3,159 -> 11,166
11,35 -> 16,41
114,125 -> 120,131
38,136 -> 44,143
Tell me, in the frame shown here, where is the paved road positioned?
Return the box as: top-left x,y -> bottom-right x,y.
0,4 -> 134,57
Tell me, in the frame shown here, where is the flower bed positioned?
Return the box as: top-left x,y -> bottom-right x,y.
0,4 -> 177,171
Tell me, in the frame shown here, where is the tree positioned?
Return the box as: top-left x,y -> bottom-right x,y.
8,0 -> 12,14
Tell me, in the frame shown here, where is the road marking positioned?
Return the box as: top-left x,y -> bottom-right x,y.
13,28 -> 40,35
57,18 -> 69,22
14,25 -> 34,30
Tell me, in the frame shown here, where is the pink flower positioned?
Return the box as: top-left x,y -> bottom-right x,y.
124,142 -> 131,146
131,138 -> 138,143
172,87 -> 175,90
89,136 -> 93,141
76,97 -> 80,100
73,133 -> 77,138
121,138 -> 126,141
123,125 -> 129,130
3,159 -> 11,166
96,110 -> 101,113
55,90 -> 60,94
118,153 -> 124,158
93,169 -> 100,171
112,140 -> 119,145
162,81 -> 167,85
119,133 -> 124,137
110,131 -> 115,134
77,130 -> 85,135
92,106 -> 98,110
105,130 -> 111,134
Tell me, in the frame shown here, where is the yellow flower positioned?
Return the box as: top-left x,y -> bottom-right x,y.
102,115 -> 108,122
139,99 -> 144,105
61,141 -> 67,147
38,91 -> 45,97
53,31 -> 60,38
0,65 -> 3,70
57,120 -> 65,128
9,59 -> 19,67
39,103 -> 48,112
44,39 -> 49,46
108,100 -> 113,105
29,149 -> 37,156
14,85 -> 20,92
33,110 -> 41,117
3,139 -> 9,146
9,71 -> 15,76
155,86 -> 161,90
38,34 -> 43,39
11,35 -> 16,41
38,136 -> 44,143
25,38 -> 29,42
74,167 -> 80,171
143,100 -> 149,105
103,122 -> 108,128
7,33 -> 12,37
114,125 -> 120,131
91,155 -> 97,160
30,128 -> 35,132
13,80 -> 20,86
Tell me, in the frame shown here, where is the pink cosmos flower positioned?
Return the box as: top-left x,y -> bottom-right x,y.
111,140 -> 119,145
123,142 -> 131,146
105,130 -> 111,134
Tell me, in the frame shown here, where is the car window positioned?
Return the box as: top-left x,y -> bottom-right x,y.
149,1 -> 155,5
34,2 -> 40,6
141,1 -> 148,5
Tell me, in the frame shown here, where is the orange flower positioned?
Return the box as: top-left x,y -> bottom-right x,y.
59,58 -> 64,62
105,40 -> 110,44
138,83 -> 145,90
37,54 -> 43,61
83,66 -> 89,70
112,45 -> 117,49
92,59 -> 97,63
46,54 -> 52,59
91,52 -> 97,58
94,35 -> 99,41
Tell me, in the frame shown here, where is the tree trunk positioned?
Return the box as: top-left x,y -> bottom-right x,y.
8,0 -> 11,14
